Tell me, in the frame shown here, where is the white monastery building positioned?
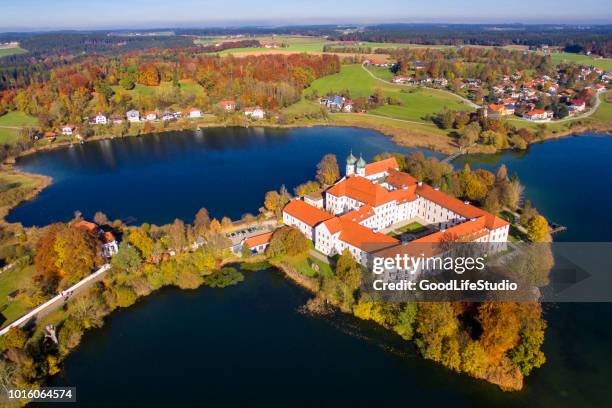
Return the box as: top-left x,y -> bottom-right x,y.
282,152 -> 509,267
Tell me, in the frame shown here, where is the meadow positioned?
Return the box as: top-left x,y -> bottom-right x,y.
0,46 -> 28,58
550,52 -> 612,71
305,64 -> 473,123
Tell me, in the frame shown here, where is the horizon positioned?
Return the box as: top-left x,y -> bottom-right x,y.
1,0 -> 611,32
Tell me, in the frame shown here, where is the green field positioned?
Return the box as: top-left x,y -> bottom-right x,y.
0,111 -> 38,127
112,79 -> 204,98
550,52 -> 612,70
0,112 -> 38,145
0,46 -> 27,58
0,264 -> 37,328
306,64 -> 473,123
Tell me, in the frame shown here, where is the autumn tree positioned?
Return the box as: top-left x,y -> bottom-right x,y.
112,242 -> 143,273
35,223 -> 100,290
266,227 -> 310,257
93,211 -> 109,226
194,207 -> 211,237
335,249 -> 362,291
478,302 -> 521,362
127,229 -> 154,261
294,181 -> 320,197
316,154 -> 340,186
168,219 -> 187,252
527,215 -> 551,242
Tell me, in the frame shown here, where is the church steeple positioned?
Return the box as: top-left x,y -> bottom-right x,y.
346,150 -> 357,176
356,154 -> 366,176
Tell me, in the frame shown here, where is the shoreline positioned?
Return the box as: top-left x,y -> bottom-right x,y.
2,117 -> 611,226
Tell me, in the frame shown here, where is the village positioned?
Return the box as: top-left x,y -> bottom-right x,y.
44,102 -> 266,141
380,58 -> 611,122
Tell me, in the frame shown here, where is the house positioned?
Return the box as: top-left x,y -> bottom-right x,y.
393,76 -> 411,84
162,111 -> 174,121
570,98 -> 586,112
173,111 -> 183,119
94,113 -> 107,125
43,131 -> 56,141
322,95 -> 353,112
595,84 -> 606,93
220,100 -> 236,112
433,78 -> 448,87
523,109 -> 553,121
126,110 -> 140,122
74,220 -> 119,258
242,231 -> 273,254
187,108 -> 202,118
110,115 -> 123,124
61,125 -> 75,135
364,57 -> 388,67
144,111 -> 157,121
243,106 -> 265,120
342,100 -> 353,113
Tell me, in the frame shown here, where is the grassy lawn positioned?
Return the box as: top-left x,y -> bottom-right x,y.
112,79 -> 204,98
0,264 -> 38,328
0,128 -> 20,145
284,253 -> 334,279
0,111 -> 38,127
281,99 -> 323,117
397,221 -> 427,233
211,36 -> 329,55
306,64 -> 473,123
0,46 -> 28,58
550,52 -> 612,70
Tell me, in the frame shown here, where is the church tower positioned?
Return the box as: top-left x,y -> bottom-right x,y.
356,155 -> 366,177
346,150 -> 357,176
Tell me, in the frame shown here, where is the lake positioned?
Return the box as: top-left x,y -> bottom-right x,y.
14,128 -> 611,407
8,126 -> 439,226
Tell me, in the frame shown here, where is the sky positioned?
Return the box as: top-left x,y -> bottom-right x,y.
1,0 -> 611,31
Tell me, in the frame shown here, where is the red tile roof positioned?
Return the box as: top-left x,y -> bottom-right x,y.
243,231 -> 273,248
386,168 -> 417,189
74,220 -> 98,232
337,218 -> 398,251
283,200 -> 334,227
327,176 -> 397,207
364,157 -> 399,177
339,204 -> 375,223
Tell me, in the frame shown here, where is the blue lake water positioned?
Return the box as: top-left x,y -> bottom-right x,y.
8,126 -> 439,226
13,128 -> 611,407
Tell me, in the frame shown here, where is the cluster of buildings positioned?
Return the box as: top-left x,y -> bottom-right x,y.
73,220 -> 119,258
487,66 -> 609,121
246,153 -> 509,271
54,103 -> 266,139
218,100 -> 265,119
320,95 -> 353,112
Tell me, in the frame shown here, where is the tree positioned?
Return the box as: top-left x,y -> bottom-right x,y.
35,223 -> 99,289
478,302 -> 521,362
93,211 -> 109,226
194,208 -> 211,236
394,303 -> 418,340
527,215 -> 551,242
0,327 -> 28,350
266,227 -> 310,257
127,229 -> 154,261
264,190 -> 282,213
316,154 -> 340,185
459,122 -> 480,148
168,219 -> 187,252
112,242 -> 143,273
335,249 -> 362,291
294,181 -> 320,196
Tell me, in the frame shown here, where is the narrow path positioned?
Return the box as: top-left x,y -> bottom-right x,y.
360,62 -> 481,109
0,264 -> 111,335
